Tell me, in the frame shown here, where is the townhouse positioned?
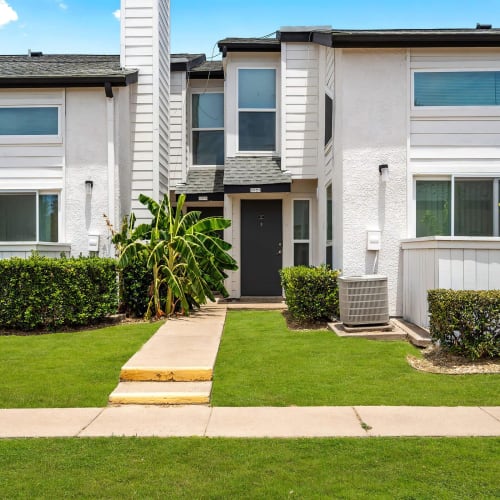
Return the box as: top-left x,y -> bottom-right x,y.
170,26 -> 500,327
1,1 -> 499,328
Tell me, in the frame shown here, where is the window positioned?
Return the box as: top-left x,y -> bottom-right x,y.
414,71 -> 500,106
0,107 -> 58,135
0,193 -> 58,242
192,93 -> 224,165
416,179 -> 499,237
325,94 -> 333,146
293,200 -> 310,266
326,184 -> 333,267
238,69 -> 276,151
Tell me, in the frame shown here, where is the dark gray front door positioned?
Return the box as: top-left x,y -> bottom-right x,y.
241,199 -> 282,296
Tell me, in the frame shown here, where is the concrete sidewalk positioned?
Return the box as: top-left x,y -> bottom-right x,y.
0,405 -> 499,438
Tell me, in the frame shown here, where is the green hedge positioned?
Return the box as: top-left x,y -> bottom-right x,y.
119,259 -> 153,318
280,266 -> 340,322
428,289 -> 500,359
0,256 -> 118,332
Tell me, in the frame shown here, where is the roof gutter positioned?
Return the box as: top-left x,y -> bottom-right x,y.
0,73 -> 138,89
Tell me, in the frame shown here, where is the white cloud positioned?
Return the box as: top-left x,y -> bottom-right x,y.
0,0 -> 18,28
113,9 -> 120,20
59,3 -> 68,10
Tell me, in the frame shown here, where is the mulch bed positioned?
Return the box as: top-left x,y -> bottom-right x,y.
407,345 -> 500,375
282,310 -> 329,331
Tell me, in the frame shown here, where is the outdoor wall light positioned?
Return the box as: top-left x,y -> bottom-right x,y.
85,180 -> 94,196
378,164 -> 389,183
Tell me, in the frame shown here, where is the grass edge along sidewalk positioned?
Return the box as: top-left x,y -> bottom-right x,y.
0,321 -> 163,408
0,437 -> 499,499
211,310 -> 500,407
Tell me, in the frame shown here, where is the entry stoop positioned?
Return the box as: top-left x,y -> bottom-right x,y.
108,303 -> 226,406
109,382 -> 212,405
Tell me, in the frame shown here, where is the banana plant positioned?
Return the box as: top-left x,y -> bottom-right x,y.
115,193 -> 237,319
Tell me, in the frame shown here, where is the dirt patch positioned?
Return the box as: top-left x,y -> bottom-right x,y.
282,310 -> 329,331
407,345 -> 500,375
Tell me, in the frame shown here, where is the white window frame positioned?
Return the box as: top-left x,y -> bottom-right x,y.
237,67 -> 278,154
0,190 -> 60,243
190,90 -> 225,167
0,105 -> 62,144
326,183 -> 333,264
412,175 -> 500,238
411,69 -> 500,116
292,198 -> 312,266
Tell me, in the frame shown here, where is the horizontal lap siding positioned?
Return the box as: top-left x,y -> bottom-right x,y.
168,71 -> 186,188
158,0 -> 170,199
284,43 -> 319,178
409,50 -> 500,167
122,0 -> 170,221
0,90 -> 64,190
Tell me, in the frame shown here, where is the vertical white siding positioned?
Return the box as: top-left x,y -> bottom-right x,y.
121,0 -> 170,222
402,238 -> 500,328
282,42 -> 319,177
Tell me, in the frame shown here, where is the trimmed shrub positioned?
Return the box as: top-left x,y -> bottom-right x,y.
119,259 -> 153,318
428,289 -> 500,359
280,265 -> 340,322
0,256 -> 118,331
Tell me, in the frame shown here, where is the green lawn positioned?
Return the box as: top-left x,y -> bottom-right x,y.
211,311 -> 500,406
0,321 -> 161,408
0,437 -> 498,498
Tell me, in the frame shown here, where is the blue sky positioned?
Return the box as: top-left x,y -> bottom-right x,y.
0,0 -> 500,56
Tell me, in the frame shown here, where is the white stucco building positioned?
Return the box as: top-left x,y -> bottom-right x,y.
169,26 -> 500,327
1,12 -> 499,329
0,0 -> 169,258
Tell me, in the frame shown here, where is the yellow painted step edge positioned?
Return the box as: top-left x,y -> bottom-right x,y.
120,367 -> 212,382
109,393 -> 210,405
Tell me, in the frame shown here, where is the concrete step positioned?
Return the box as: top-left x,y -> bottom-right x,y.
120,366 -> 212,382
391,318 -> 432,347
109,381 -> 212,405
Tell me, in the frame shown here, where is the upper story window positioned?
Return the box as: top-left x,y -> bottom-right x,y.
192,93 -> 224,165
238,68 -> 276,152
325,94 -> 333,146
414,71 -> 500,106
0,107 -> 59,135
0,192 -> 58,242
416,178 -> 500,237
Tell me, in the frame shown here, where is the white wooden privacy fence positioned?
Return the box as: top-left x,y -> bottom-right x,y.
401,237 -> 500,328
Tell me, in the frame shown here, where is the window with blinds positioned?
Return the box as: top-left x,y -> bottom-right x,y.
414,71 -> 500,106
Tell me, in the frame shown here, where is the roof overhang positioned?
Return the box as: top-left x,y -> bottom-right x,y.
171,54 -> 206,71
0,73 -> 138,88
329,31 -> 500,48
224,183 -> 291,194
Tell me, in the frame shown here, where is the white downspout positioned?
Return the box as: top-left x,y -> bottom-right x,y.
106,87 -> 116,256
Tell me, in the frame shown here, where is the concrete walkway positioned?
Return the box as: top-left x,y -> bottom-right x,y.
1,302 -> 499,439
0,405 -> 499,438
109,303 -> 226,405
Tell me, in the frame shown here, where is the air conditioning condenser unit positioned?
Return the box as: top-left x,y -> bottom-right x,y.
338,275 -> 389,327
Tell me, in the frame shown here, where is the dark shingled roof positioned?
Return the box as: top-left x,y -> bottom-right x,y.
0,54 -> 138,87
175,168 -> 224,194
171,53 -> 206,71
224,157 -> 291,185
